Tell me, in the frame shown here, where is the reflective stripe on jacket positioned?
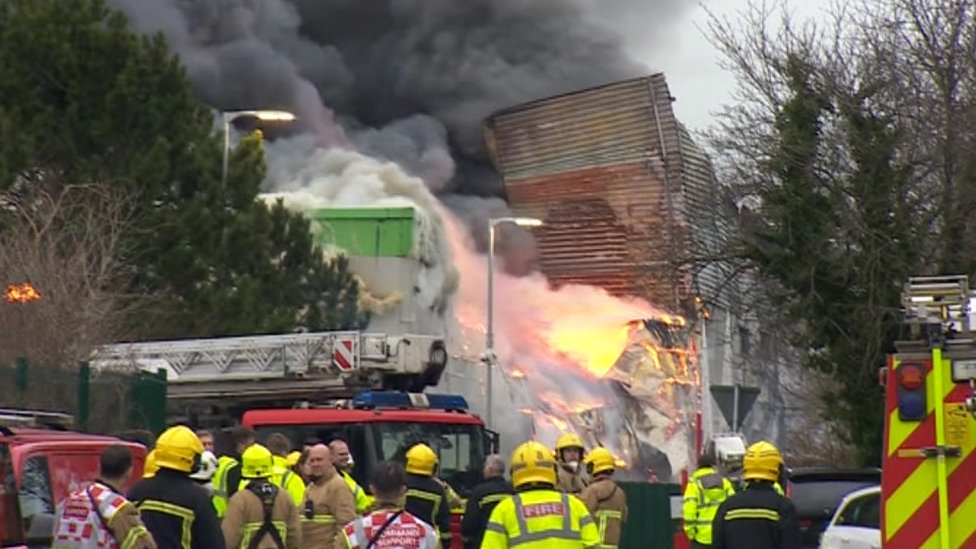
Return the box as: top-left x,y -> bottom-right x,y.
481,489 -> 600,549
339,470 -> 372,514
301,473 -> 357,548
221,484 -> 302,549
212,456 -> 240,518
578,477 -> 627,549
683,467 -> 735,545
404,474 -> 451,542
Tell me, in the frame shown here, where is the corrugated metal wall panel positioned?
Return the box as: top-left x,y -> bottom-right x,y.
488,78 -> 661,181
485,73 -> 727,313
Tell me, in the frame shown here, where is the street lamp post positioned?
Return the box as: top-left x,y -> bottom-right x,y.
483,216 -> 543,429
221,110 -> 296,185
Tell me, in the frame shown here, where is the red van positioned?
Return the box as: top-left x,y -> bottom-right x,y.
0,425 -> 147,547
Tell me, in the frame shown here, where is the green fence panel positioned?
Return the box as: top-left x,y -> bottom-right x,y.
0,359 -> 167,436
130,368 -> 167,436
618,482 -> 681,549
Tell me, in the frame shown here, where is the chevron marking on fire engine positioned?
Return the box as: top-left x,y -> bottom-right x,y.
919,481 -> 976,549
885,356 -> 976,548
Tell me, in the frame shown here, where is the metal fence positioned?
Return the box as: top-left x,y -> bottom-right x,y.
0,357 -> 166,436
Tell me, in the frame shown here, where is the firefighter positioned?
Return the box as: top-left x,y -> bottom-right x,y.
222,444 -> 302,549
682,453 -> 735,549
301,443 -> 356,549
554,433 -> 588,494
128,425 -> 225,549
339,461 -> 439,549
481,440 -> 600,549
579,448 -> 627,549
190,451 -> 219,497
710,441 -> 801,549
53,444 -> 157,549
143,450 -> 158,479
403,443 -> 452,547
266,433 -> 306,507
328,439 -> 371,514
460,454 -> 512,549
213,427 -> 257,518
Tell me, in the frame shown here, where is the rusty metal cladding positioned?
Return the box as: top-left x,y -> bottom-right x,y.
485,74 -> 728,313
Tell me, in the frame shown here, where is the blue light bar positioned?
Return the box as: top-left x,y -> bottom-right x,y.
352,391 -> 469,411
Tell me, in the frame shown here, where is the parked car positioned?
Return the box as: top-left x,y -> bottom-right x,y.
786,467 -> 881,548
0,415 -> 148,547
820,486 -> 881,549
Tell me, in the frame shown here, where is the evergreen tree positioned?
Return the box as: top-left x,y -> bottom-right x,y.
0,0 -> 364,339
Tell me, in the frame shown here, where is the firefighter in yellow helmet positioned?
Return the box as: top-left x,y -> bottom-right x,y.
222,444 -> 302,549
554,433 -> 588,494
579,448 -> 627,549
482,440 -> 599,549
683,452 -> 735,548
710,441 -> 801,549
143,450 -> 158,479
128,425 -> 225,549
404,443 -> 453,547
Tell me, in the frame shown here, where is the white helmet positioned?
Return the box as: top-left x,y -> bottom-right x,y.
190,451 -> 218,482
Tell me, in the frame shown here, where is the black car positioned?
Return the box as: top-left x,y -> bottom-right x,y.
786,467 -> 882,548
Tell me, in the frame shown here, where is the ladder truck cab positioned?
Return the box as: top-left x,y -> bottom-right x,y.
882,275 -> 976,549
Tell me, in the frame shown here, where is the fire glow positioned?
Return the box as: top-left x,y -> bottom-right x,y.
5,283 -> 41,304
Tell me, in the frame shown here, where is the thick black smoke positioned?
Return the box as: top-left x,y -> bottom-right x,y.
107,0 -> 691,265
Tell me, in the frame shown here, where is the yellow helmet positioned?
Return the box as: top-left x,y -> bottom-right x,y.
511,440 -> 557,488
555,432 -> 585,460
154,426 -> 204,473
743,441 -> 783,482
405,443 -> 438,476
143,450 -> 158,478
241,444 -> 274,479
584,447 -> 616,476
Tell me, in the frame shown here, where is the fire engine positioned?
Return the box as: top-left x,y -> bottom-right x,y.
882,275 -> 976,549
92,331 -> 492,549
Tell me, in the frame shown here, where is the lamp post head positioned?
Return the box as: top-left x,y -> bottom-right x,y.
490,216 -> 544,228
223,109 -> 297,123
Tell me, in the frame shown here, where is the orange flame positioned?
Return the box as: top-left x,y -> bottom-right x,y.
5,283 -> 41,303
546,323 -> 633,377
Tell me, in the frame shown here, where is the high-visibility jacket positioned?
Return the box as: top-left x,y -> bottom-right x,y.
579,477 -> 627,549
339,470 -> 372,514
481,488 -> 600,549
213,455 -> 241,518
271,456 -> 306,508
53,481 -> 155,549
683,466 -> 735,545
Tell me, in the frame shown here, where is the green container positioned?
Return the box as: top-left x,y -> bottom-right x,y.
311,207 -> 415,258
618,482 -> 682,549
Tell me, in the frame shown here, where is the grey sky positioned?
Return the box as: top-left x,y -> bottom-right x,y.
631,0 -> 832,131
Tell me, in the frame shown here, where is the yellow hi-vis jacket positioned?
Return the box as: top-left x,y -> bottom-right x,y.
340,469 -> 373,514
683,466 -> 735,545
270,455 -> 306,508
212,455 -> 240,518
481,489 -> 600,549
